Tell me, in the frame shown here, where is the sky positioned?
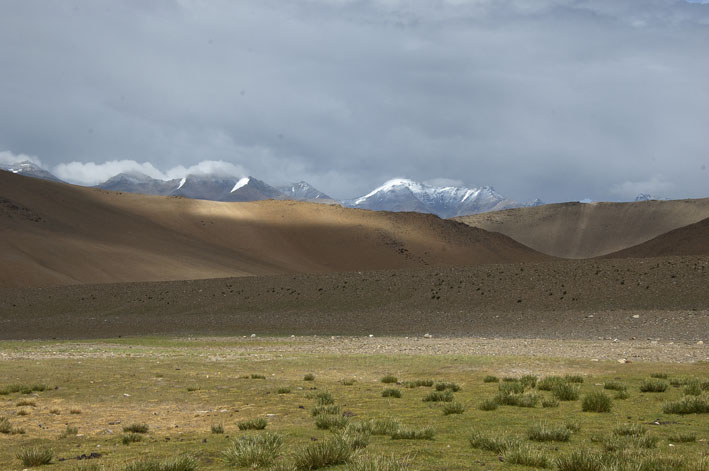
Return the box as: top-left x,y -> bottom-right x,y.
1,0 -> 708,203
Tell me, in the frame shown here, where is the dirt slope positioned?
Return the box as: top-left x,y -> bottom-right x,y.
605,217 -> 709,258
455,200 -> 709,259
0,171 -> 549,287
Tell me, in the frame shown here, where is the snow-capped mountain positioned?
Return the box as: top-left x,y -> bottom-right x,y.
96,172 -> 180,195
345,178 -> 528,218
276,181 -> 334,202
0,161 -> 64,183
221,177 -> 284,202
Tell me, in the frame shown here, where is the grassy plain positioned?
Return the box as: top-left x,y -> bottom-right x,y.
1,337 -> 708,470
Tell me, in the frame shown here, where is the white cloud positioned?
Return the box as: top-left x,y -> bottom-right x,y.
609,177 -> 674,200
0,150 -> 43,167
53,159 -> 248,185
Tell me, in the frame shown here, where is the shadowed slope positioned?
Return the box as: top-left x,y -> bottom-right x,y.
605,217 -> 709,258
0,171 -> 549,287
455,200 -> 709,259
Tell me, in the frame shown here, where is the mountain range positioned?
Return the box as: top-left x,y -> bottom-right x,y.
12,159 -> 673,218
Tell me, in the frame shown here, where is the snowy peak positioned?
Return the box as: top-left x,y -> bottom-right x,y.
277,181 -> 333,201
97,172 -> 180,195
0,161 -> 64,183
221,176 -> 283,202
347,178 -> 522,218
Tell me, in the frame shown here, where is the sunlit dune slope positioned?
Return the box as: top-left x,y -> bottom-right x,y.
455,200 -> 709,259
0,171 -> 550,287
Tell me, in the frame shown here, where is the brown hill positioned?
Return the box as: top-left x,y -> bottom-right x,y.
0,170 -> 550,288
455,199 -> 709,259
605,217 -> 709,258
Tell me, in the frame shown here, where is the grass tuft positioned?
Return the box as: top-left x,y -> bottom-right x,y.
527,422 -> 571,442
537,376 -> 564,391
381,388 -> 401,398
314,413 -> 349,430
59,425 -> 78,438
612,423 -> 646,437
662,394 -> 709,414
345,454 -> 411,471
442,401 -> 465,415
122,432 -> 143,444
238,418 -> 268,430
312,404 -> 341,417
314,391 -> 335,405
423,390 -> 454,402
340,378 -> 357,386
380,375 -> 398,384
502,443 -> 551,468
277,387 -> 291,394
582,392 -> 612,412
222,432 -> 283,468
668,432 -> 696,443
390,426 -> 434,440
555,449 -> 604,471
435,382 -> 461,392
552,382 -> 580,401
303,373 -> 315,381
211,423 -> 224,434
123,423 -> 149,433
639,379 -> 668,393
293,435 -> 353,470
542,397 -> 560,408
482,375 -> 499,383
564,374 -> 584,383
17,447 -> 54,467
477,399 -> 499,411
603,381 -> 626,391
469,431 -> 520,453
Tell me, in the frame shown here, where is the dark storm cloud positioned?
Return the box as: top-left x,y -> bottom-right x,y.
1,0 -> 708,202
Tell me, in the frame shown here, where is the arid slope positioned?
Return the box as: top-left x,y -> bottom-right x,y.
455,199 -> 709,258
605,217 -> 709,258
0,171 -> 549,287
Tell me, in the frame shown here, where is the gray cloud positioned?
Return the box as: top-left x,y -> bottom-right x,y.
1,0 -> 708,202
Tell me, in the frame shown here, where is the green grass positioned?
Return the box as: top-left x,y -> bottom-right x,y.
314,413 -> 349,430
293,435 -> 353,470
537,376 -> 564,391
125,455 -> 198,471
0,337 -> 708,471
314,391 -> 335,405
477,398 -> 499,411
552,382 -> 580,401
303,373 -> 315,381
277,386 -> 291,394
482,375 -> 499,383
422,390 -> 453,402
380,375 -> 398,384
210,423 -> 224,434
390,426 -> 434,440
434,382 -> 460,392
441,401 -> 465,415
604,381 -> 627,391
663,394 -> 709,414
122,432 -> 143,445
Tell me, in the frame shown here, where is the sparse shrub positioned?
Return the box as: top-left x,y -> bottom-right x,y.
527,423 -> 571,442
520,375 -> 538,389
423,390 -> 453,402
370,418 -> 400,435
552,383 -> 580,401
238,418 -> 268,430
542,398 -> 559,408
565,375 -> 584,384
186,386 -> 200,392
222,432 -> 283,468
669,432 -> 696,443
17,447 -> 54,466
16,399 -> 36,407
122,433 -> 143,444
600,434 -> 657,452
478,399 -> 498,411
123,423 -> 149,433
442,402 -> 465,415
390,426 -> 434,440
303,373 -> 315,381
312,404 -> 341,417
502,377 -> 518,382
502,443 -> 550,468
537,376 -> 564,391
496,391 -> 539,408
315,414 -> 348,430
20,386 -> 32,394
640,379 -> 668,393
59,425 -> 78,438
613,423 -> 646,437
650,373 -> 668,379
345,454 -> 411,471
250,374 -> 266,379
70,408 -> 82,414
277,387 -> 291,394
211,423 -> 224,434
498,382 -> 525,394
614,390 -> 630,400
340,378 -> 356,386
315,391 -> 334,405
663,395 -> 709,414
435,382 -> 460,392
604,381 -> 626,391
17,409 -> 29,416
469,432 -> 520,453
483,376 -> 499,383
380,375 -> 398,384
555,449 -> 605,471
293,435 -> 353,470
582,392 -> 612,412
337,426 -> 370,450
49,408 -> 61,414
381,388 -> 401,398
